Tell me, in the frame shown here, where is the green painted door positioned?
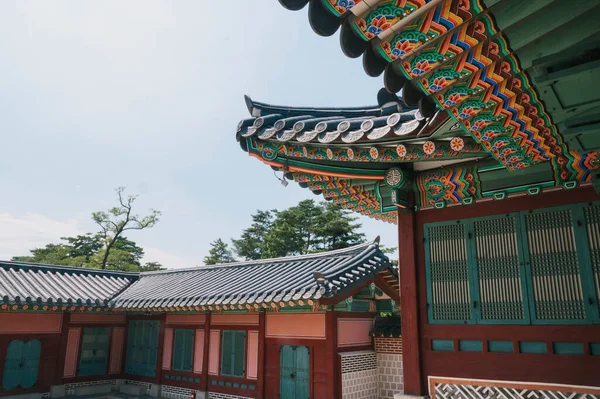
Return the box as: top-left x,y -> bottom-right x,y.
125,320 -> 159,377
2,339 -> 41,390
78,327 -> 110,376
280,345 -> 309,399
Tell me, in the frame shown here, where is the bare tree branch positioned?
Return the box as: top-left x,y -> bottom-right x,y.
93,187 -> 161,269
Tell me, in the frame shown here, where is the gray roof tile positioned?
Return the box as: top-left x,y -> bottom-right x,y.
114,238 -> 394,310
0,262 -> 137,307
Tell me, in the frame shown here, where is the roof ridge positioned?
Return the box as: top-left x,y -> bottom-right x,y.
141,237 -> 380,276
245,95 -> 385,115
0,261 -> 140,278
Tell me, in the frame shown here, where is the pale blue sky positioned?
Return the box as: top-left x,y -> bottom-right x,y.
0,1 -> 398,268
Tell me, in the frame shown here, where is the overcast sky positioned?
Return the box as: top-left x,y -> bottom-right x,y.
0,1 -> 398,268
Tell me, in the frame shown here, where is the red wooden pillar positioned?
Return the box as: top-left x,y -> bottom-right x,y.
54,312 -> 71,384
201,312 -> 211,392
398,207 -> 424,395
257,311 -> 266,399
325,310 -> 337,399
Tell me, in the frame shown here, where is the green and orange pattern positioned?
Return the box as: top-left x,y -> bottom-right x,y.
317,0 -> 598,174
416,166 -> 480,208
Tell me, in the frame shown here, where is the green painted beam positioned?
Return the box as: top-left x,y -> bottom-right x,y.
478,162 -> 553,192
501,0 -> 597,51
517,5 -> 600,70
487,0 -> 555,32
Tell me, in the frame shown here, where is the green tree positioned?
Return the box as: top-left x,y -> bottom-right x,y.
12,243 -> 74,266
11,235 -> 164,272
232,210 -> 274,260
63,234 -> 103,262
232,200 -> 366,260
11,187 -> 164,272
139,261 -> 164,272
379,245 -> 399,267
93,187 -> 161,269
203,238 -> 235,265
314,202 -> 365,250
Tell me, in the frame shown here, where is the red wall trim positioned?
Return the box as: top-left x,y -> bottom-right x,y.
415,187 -> 600,388
0,313 -> 62,334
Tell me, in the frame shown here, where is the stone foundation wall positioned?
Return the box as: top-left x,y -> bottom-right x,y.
377,353 -> 403,399
161,384 -> 206,399
374,337 -> 403,399
207,392 -> 253,399
340,350 -> 378,399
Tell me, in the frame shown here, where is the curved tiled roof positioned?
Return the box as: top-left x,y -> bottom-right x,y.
113,238 -> 395,310
0,261 -> 137,308
236,93 -> 487,224
237,94 -> 451,146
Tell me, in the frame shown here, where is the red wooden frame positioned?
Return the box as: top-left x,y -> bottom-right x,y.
160,323 -> 205,390
412,187 -> 600,391
59,313 -> 128,384
120,314 -> 166,384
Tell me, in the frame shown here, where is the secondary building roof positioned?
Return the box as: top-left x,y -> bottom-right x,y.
113,237 -> 397,311
0,239 -> 397,312
0,261 -> 138,309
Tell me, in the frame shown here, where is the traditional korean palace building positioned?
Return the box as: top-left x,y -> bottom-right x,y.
0,239 -> 403,399
233,0 -> 600,398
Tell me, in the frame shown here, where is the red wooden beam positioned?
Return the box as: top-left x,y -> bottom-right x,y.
374,273 -> 401,303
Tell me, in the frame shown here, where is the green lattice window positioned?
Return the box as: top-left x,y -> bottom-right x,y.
172,329 -> 194,372
125,320 -> 159,377
524,208 -> 586,322
220,330 -> 246,377
473,214 -> 529,323
425,221 -> 472,323
425,202 -> 600,325
1,339 -> 41,390
78,327 -> 110,376
584,204 -> 600,318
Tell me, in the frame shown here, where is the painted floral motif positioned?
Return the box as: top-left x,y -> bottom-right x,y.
429,77 -> 449,92
326,148 -> 334,160
391,40 -> 414,59
366,16 -> 392,38
369,147 -> 379,160
444,93 -> 462,108
450,137 -> 464,152
329,0 -> 357,15
410,60 -> 432,77
347,148 -> 355,159
396,144 -> 407,158
423,141 -> 435,155
458,106 -> 478,120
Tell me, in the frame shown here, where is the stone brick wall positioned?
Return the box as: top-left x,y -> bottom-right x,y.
374,337 -> 403,354
340,350 -> 378,399
377,353 -> 403,399
374,337 -> 403,399
207,392 -> 253,399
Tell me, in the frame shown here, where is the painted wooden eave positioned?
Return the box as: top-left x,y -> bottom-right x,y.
276,0 -> 600,174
